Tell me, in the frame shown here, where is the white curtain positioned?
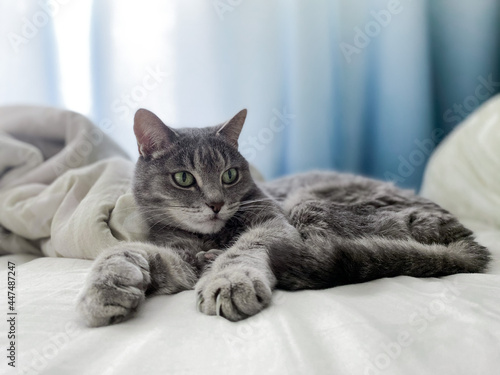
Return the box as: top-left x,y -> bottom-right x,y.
1,0 -> 499,189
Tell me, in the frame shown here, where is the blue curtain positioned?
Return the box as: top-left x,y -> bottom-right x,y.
1,0 -> 499,190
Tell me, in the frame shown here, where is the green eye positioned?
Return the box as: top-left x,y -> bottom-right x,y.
173,171 -> 195,187
222,168 -> 238,184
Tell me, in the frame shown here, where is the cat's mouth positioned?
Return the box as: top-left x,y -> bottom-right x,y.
206,214 -> 225,228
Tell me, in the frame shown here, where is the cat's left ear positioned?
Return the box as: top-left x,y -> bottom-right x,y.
216,109 -> 247,147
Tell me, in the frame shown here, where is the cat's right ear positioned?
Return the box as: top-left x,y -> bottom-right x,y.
134,109 -> 178,159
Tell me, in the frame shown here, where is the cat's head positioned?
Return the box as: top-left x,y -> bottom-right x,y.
132,108 -> 255,234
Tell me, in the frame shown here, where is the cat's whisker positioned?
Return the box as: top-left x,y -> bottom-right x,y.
238,198 -> 275,206
115,207 -> 164,215
146,206 -> 207,231
236,208 -> 266,214
235,205 -> 272,213
146,216 -> 172,229
239,198 -> 273,203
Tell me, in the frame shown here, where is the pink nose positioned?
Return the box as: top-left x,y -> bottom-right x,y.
206,202 -> 224,213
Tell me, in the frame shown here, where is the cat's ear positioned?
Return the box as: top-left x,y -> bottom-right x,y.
134,108 -> 178,158
216,109 -> 247,147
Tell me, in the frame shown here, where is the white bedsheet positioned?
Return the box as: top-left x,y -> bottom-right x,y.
1,255 -> 499,375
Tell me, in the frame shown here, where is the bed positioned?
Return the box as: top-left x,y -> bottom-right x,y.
1,99 -> 499,375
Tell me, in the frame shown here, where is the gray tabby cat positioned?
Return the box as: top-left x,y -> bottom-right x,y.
77,108 -> 490,327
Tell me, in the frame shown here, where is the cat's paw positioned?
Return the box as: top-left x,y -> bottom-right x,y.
195,267 -> 272,321
196,249 -> 224,269
406,210 -> 468,244
77,250 -> 151,327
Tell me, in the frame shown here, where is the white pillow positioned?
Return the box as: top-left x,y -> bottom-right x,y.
421,94 -> 500,273
421,94 -> 500,228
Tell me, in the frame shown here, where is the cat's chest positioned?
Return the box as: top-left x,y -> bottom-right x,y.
148,215 -> 247,253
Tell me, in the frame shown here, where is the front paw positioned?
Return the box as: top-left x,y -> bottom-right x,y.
77,250 -> 151,327
195,267 -> 272,321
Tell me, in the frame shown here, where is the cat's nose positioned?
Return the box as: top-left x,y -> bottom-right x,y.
206,202 -> 225,214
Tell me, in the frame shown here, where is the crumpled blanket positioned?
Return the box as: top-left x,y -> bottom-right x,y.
0,106 -> 148,258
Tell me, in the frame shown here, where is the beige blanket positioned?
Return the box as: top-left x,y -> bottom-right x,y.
0,106 -> 148,258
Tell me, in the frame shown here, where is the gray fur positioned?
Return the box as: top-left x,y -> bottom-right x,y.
77,109 -> 490,326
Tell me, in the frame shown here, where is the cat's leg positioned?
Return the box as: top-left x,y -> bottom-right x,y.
196,220 -> 289,321
274,198 -> 491,290
77,242 -> 197,327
